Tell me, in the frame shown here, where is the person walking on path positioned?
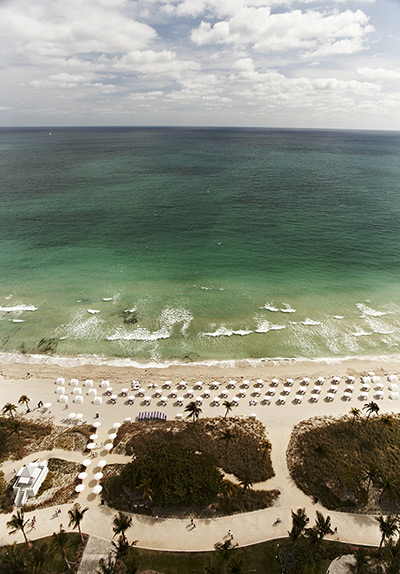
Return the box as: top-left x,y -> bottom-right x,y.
190,518 -> 196,529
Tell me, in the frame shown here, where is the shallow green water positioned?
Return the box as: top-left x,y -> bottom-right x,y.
1,127 -> 400,364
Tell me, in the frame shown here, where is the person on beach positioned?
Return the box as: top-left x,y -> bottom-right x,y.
191,518 -> 196,528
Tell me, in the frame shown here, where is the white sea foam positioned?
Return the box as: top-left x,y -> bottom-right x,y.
203,325 -> 253,337
56,311 -> 105,341
280,304 -> 296,313
301,318 -> 321,326
352,328 -> 373,337
107,327 -> 170,342
357,303 -> 387,317
87,309 -> 100,314
0,304 -> 38,312
103,298 -> 112,301
254,320 -> 286,333
333,315 -> 344,320
260,302 -> 280,312
11,319 -> 25,323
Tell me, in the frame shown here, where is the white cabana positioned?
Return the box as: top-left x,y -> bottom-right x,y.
98,459 -> 107,468
78,472 -> 87,480
59,395 -> 68,403
75,484 -> 85,492
175,414 -> 183,419
372,376 -> 381,384
93,421 -> 101,428
70,379 -> 79,387
101,380 -> 110,388
88,388 -> 97,396
82,459 -> 92,467
93,397 -> 102,405
73,387 -> 82,395
74,396 -> 84,404
94,472 -> 103,480
362,376 -> 372,385
56,377 -> 65,385
388,375 -> 399,383
84,380 -> 94,387
56,386 -> 65,394
93,485 -> 103,494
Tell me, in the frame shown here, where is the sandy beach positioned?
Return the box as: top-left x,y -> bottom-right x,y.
1,353 -> 400,551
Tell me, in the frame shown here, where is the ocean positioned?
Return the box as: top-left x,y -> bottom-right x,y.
1,126 -> 400,366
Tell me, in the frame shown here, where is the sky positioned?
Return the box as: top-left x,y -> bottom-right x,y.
1,0 -> 400,129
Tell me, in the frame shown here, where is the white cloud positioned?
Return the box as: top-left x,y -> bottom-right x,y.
191,7 -> 373,58
357,67 -> 400,79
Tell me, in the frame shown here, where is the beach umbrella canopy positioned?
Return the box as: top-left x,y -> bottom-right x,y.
44,402 -> 52,408
113,422 -> 121,429
75,484 -> 85,492
271,378 -> 279,385
86,443 -> 96,449
368,371 -> 375,377
108,433 -> 117,440
286,378 -> 294,385
57,377 -> 65,385
371,376 -> 381,384
82,459 -> 92,467
76,413 -> 83,419
110,394 -> 117,400
128,395 -> 135,401
388,375 -> 399,383
93,421 -> 101,427
389,384 -> 399,392
121,388 -> 128,393
98,459 -> 107,468
332,376 -> 341,382
362,376 -> 372,385
78,472 -> 88,479
347,376 -> 355,383
317,377 -> 325,383
375,382 -> 384,389
124,417 -> 132,422
104,443 -> 113,450
346,385 -> 354,391
390,392 -> 400,400
68,412 -> 77,419
302,377 -> 310,384
94,472 -> 104,480
89,434 -> 98,440
93,484 -> 103,494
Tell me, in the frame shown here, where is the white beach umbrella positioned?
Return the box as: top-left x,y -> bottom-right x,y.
294,395 -> 302,403
211,381 -> 220,389
68,412 -> 77,419
220,390 -> 228,397
73,386 -> 82,395
388,375 -> 399,383
93,421 -> 102,428
347,376 -> 355,383
186,390 -> 194,398
154,390 -> 162,397
113,422 -> 121,429
332,376 -> 341,383
267,389 -> 276,396
317,377 -> 325,384
196,397 -> 203,404
98,459 -> 107,468
86,443 -> 96,449
94,472 -> 104,480
163,380 -> 172,388
213,398 -> 221,406
371,376 -> 381,384
78,472 -> 88,480
256,378 -> 264,385
84,379 -> 94,387
368,371 -> 375,377
170,390 -> 177,397
228,380 -> 236,388
121,388 -> 128,394
89,434 -> 98,440
110,394 -> 117,400
104,443 -> 113,451
345,385 -> 354,392
124,417 -> 132,422
82,459 -> 92,467
93,484 -> 103,494
44,402 -> 52,408
362,376 -> 372,385
360,392 -> 369,400
327,393 -> 335,400
127,395 -> 135,402
389,384 -> 399,392
108,433 -> 117,440
76,413 -> 83,419
302,377 -> 310,384
343,392 -> 351,399
242,380 -> 249,388
176,398 -> 184,405
75,484 -> 85,492
179,381 -> 187,388
57,377 -> 65,385
271,378 -> 279,385
390,392 -> 400,400
286,378 -> 294,385
375,382 -> 384,390
311,394 -> 319,402
101,380 -> 110,388
70,379 -> 79,386
298,386 -> 306,395
329,386 -> 337,393
56,386 -> 65,394
361,383 -> 370,390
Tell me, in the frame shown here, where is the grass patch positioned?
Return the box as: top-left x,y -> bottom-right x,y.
287,414 -> 400,511
0,417 -> 53,462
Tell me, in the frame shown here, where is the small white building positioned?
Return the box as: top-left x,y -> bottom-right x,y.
13,459 -> 48,507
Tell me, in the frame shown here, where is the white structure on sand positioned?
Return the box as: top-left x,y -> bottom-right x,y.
13,459 -> 48,507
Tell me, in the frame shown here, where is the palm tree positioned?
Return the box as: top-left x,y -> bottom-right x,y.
136,477 -> 153,501
220,479 -> 239,499
363,401 -> 380,423
111,535 -> 131,562
184,401 -> 202,422
349,547 -> 372,573
376,514 -> 399,550
239,476 -> 253,493
289,508 -> 309,542
314,511 -> 334,539
378,478 -> 397,504
97,554 -> 116,574
51,525 -> 72,570
18,395 -> 31,413
363,465 -> 380,496
112,511 -> 133,542
26,540 -> 49,573
2,402 -> 17,419
350,407 -> 361,425
220,428 -> 234,454
223,401 -> 233,418
214,539 -> 236,574
68,502 -> 88,543
6,509 -> 30,547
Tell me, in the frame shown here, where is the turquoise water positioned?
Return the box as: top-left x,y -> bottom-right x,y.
1,126 -> 400,364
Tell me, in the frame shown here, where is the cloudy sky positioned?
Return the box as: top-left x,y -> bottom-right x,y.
1,0 -> 400,129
